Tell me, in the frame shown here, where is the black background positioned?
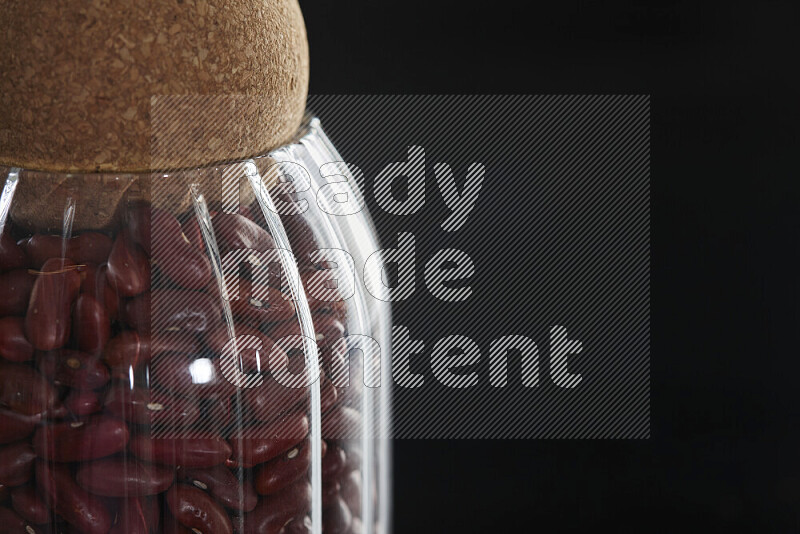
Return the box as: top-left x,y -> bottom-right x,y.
300,1 -> 799,531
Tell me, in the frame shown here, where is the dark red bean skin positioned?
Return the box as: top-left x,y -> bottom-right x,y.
71,233 -> 113,266
282,516 -> 313,534
104,385 -> 201,427
0,231 -> 28,270
212,212 -> 276,254
23,233 -> 112,269
0,505 -> 32,533
80,263 -> 120,320
24,258 -> 80,351
241,480 -> 311,534
64,389 -> 102,416
36,349 -> 110,390
323,496 -> 353,534
0,269 -> 35,316
230,277 -> 296,326
204,324 -> 273,373
103,331 -> 151,370
0,409 -> 40,444
109,497 -> 151,534
181,465 -> 258,512
72,294 -> 110,353
130,289 -> 222,334
131,436 -> 232,468
227,414 -> 309,468
240,378 -> 308,424
0,317 -> 34,362
149,354 -> 238,400
106,234 -> 150,297
22,234 -> 68,269
156,239 -> 212,290
33,416 -> 130,462
254,440 -> 311,495
125,203 -> 156,257
321,406 -> 362,440
0,363 -> 58,416
35,461 -> 112,534
340,471 -> 361,517
322,481 -> 341,509
76,458 -> 175,497
10,485 -> 51,525
321,445 -> 347,480
0,441 -> 36,487
166,483 -> 233,534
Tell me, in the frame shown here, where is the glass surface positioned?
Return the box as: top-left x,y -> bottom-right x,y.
0,118 -> 389,534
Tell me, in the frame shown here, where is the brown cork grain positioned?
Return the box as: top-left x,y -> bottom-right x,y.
0,0 -> 309,231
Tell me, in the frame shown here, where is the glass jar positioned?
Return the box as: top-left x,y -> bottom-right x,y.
0,118 -> 390,534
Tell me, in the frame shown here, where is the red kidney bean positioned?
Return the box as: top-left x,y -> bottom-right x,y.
0,409 -> 40,444
24,233 -> 112,269
64,389 -> 102,416
35,461 -> 112,534
240,377 -> 308,424
241,480 -> 311,534
149,354 -> 238,399
131,435 -> 232,468
80,263 -> 120,320
71,232 -> 113,265
109,496 -> 151,534
204,324 -> 273,373
340,471 -> 361,517
0,504 -> 36,533
0,362 -> 58,416
320,375 -> 339,414
156,239 -> 212,291
107,234 -> 150,297
167,483 -> 233,534
0,441 -> 36,487
73,294 -> 110,353
122,289 -> 222,333
323,496 -> 353,534
0,230 -> 28,270
213,212 -> 276,255
121,291 -> 150,332
22,234 -> 67,269
254,439 -> 311,495
76,457 -> 175,497
321,406 -> 362,441
36,349 -> 110,390
125,203 -> 155,257
271,312 -> 346,348
0,269 -> 35,316
180,465 -> 258,512
33,416 -> 129,462
0,317 -> 34,362
103,331 -> 152,370
321,445 -> 347,480
282,516 -> 313,534
322,481 -> 341,509
104,385 -> 201,427
231,277 -> 296,326
10,485 -> 51,525
227,413 -> 308,468
149,289 -> 223,333
24,258 -> 80,351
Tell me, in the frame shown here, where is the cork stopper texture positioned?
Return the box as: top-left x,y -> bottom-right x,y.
0,0 -> 309,173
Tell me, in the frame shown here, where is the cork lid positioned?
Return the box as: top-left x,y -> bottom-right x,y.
0,0 -> 309,173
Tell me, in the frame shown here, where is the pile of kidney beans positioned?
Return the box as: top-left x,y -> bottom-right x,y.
0,201 -> 363,534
